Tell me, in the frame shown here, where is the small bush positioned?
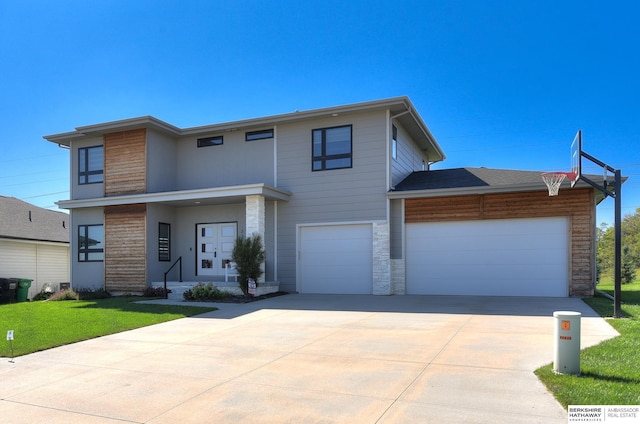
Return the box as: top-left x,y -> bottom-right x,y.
231,233 -> 266,296
48,289 -> 79,301
77,288 -> 110,300
143,286 -> 172,298
183,283 -> 231,301
33,290 -> 53,301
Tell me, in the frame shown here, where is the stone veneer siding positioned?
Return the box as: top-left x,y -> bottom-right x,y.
372,221 -> 391,295
245,195 -> 266,283
391,259 -> 406,295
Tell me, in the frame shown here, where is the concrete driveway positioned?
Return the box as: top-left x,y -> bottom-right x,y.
0,294 -> 618,423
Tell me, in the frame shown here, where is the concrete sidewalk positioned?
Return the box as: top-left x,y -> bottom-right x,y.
0,295 -> 619,423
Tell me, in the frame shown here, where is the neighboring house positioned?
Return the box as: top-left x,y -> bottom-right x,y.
44,97 -> 598,297
0,196 -> 70,299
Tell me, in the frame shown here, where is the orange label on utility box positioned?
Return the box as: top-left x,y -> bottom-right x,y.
561,320 -> 571,331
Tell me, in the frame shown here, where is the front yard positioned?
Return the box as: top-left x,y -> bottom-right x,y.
0,297 -> 216,357
535,280 -> 640,407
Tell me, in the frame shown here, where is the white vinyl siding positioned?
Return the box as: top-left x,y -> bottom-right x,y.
406,217 -> 569,297
0,239 -> 70,299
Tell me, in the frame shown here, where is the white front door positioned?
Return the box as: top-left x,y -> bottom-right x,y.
196,222 -> 237,276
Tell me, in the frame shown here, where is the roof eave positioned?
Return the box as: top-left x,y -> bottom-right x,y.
387,178 -> 599,199
387,183 -> 546,199
44,116 -> 182,146
180,96 -> 418,136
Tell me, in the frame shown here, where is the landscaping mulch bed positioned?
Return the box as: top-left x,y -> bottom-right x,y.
203,291 -> 289,304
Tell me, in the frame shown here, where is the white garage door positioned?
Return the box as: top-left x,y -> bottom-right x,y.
299,224 -> 372,294
406,217 -> 569,297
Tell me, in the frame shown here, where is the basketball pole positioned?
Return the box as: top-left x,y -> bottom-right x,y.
580,150 -> 623,319
613,169 -> 622,318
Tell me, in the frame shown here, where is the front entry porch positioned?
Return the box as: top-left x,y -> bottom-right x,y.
155,280 -> 281,301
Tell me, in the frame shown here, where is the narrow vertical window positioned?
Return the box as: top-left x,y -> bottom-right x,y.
392,125 -> 398,160
158,223 -> 171,261
78,224 -> 104,262
78,146 -> 104,184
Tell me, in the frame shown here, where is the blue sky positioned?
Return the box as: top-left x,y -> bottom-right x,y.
1,1 -> 638,226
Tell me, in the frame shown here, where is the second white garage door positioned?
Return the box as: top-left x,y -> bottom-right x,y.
298,224 -> 372,294
406,217 -> 569,297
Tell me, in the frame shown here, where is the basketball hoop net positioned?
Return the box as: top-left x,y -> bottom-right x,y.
541,172 -> 574,196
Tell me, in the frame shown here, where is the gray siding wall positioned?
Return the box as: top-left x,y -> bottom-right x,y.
70,137 -> 104,200
275,110 -> 389,292
175,129 -> 275,190
390,198 -> 404,259
70,207 -> 104,290
147,130 -> 177,193
391,122 -> 428,188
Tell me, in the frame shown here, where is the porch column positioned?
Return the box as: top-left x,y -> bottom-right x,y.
245,194 -> 266,283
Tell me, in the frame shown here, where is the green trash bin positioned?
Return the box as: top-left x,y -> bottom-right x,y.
16,279 -> 32,302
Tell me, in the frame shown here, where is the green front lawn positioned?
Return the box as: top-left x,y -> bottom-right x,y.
535,280 -> 640,407
0,297 -> 216,357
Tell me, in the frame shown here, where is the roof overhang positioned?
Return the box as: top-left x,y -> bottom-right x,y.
44,116 -> 182,146
56,184 -> 291,210
387,179 -> 599,200
43,97 -> 446,163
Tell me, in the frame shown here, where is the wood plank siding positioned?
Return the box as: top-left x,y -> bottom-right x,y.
405,188 -> 596,296
104,129 -> 147,195
104,204 -> 147,293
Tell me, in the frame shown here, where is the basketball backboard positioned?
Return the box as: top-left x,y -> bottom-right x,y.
570,130 -> 582,187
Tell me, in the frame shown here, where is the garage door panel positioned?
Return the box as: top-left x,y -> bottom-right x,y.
299,224 -> 372,294
407,217 -> 568,297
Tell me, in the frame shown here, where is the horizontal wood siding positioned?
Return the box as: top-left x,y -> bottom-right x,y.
104,129 -> 146,195
104,204 -> 147,293
405,188 -> 595,296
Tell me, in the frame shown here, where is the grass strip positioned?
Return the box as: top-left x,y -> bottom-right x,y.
535,280 -> 640,407
0,297 -> 216,357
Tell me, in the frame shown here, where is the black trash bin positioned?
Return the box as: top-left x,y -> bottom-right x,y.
0,278 -> 18,304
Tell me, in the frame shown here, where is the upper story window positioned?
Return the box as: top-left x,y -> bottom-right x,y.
392,125 -> 398,160
246,129 -> 274,141
312,125 -> 352,171
78,224 -> 104,262
197,136 -> 223,147
78,146 -> 103,184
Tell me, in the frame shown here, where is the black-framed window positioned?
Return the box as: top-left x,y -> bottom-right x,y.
312,125 -> 352,171
158,222 -> 171,262
392,125 -> 398,160
246,129 -> 274,141
78,224 -> 104,262
197,136 -> 223,147
78,146 -> 104,184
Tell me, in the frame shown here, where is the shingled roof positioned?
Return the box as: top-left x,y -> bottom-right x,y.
0,196 -> 69,244
393,167 -> 545,191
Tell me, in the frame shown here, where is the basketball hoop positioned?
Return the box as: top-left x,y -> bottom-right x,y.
541,172 -> 574,196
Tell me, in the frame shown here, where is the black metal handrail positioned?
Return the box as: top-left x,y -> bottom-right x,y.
163,256 -> 182,299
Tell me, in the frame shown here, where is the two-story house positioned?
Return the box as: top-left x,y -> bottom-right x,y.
45,97 -> 598,297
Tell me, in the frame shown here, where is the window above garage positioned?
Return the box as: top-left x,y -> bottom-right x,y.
312,125 -> 352,171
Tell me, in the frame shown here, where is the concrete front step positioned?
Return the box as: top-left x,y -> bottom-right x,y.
153,281 -> 280,301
